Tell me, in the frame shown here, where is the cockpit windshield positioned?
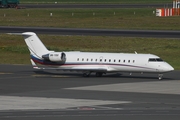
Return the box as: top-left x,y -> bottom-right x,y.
148,58 -> 164,62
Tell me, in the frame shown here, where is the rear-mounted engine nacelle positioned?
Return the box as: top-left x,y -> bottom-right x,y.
42,52 -> 66,63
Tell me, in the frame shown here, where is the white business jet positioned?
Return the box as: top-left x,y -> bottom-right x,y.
13,32 -> 174,80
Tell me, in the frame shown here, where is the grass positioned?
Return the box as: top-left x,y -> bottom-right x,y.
0,8 -> 180,30
0,7 -> 180,69
0,34 -> 180,70
21,0 -> 172,4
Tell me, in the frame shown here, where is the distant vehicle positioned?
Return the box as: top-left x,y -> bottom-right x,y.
10,32 -> 174,80
0,0 -> 19,8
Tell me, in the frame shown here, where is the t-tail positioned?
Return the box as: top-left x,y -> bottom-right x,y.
8,32 -> 54,65
19,32 -> 65,66
21,32 -> 50,59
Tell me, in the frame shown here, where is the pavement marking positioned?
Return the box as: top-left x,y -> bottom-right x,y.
65,80 -> 180,95
32,74 -> 73,78
0,96 -> 131,110
52,75 -> 71,78
0,72 -> 13,75
32,74 -> 50,77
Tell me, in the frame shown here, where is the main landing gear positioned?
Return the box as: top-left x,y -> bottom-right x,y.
95,72 -> 103,77
83,72 -> 104,77
83,72 -> 91,77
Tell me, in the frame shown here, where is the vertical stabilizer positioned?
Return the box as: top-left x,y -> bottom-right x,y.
22,32 -> 49,58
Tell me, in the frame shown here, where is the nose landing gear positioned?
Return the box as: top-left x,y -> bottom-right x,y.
158,74 -> 163,80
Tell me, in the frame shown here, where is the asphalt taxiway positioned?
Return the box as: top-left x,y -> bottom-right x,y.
19,3 -> 169,9
0,64 -> 180,120
1,26 -> 180,38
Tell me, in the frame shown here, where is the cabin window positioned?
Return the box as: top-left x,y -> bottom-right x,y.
77,58 -> 79,61
114,59 -> 116,62
100,59 -> 102,62
91,59 -> 93,61
128,60 -> 130,63
87,59 -> 88,61
119,60 -> 121,62
82,58 -> 84,61
109,59 -> 111,62
124,60 -> 125,63
133,60 -> 135,63
104,59 -> 106,62
96,59 -> 97,62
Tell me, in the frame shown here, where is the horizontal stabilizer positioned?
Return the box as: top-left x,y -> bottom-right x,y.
7,33 -> 23,35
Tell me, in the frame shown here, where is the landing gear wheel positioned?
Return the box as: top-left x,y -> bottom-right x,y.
83,72 -> 91,77
158,74 -> 163,80
96,72 -> 103,77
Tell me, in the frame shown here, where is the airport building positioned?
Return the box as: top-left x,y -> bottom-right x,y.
156,0 -> 180,17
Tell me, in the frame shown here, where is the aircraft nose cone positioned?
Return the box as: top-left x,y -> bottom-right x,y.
169,66 -> 174,71
165,64 -> 174,72
162,63 -> 174,72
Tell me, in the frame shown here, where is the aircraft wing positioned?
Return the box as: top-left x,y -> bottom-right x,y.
30,59 -> 107,72
69,66 -> 108,72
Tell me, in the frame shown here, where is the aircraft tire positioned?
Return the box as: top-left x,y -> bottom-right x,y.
96,72 -> 103,77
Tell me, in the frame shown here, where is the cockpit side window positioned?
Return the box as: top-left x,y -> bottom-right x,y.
148,58 -> 164,62
149,58 -> 156,62
156,58 -> 163,61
